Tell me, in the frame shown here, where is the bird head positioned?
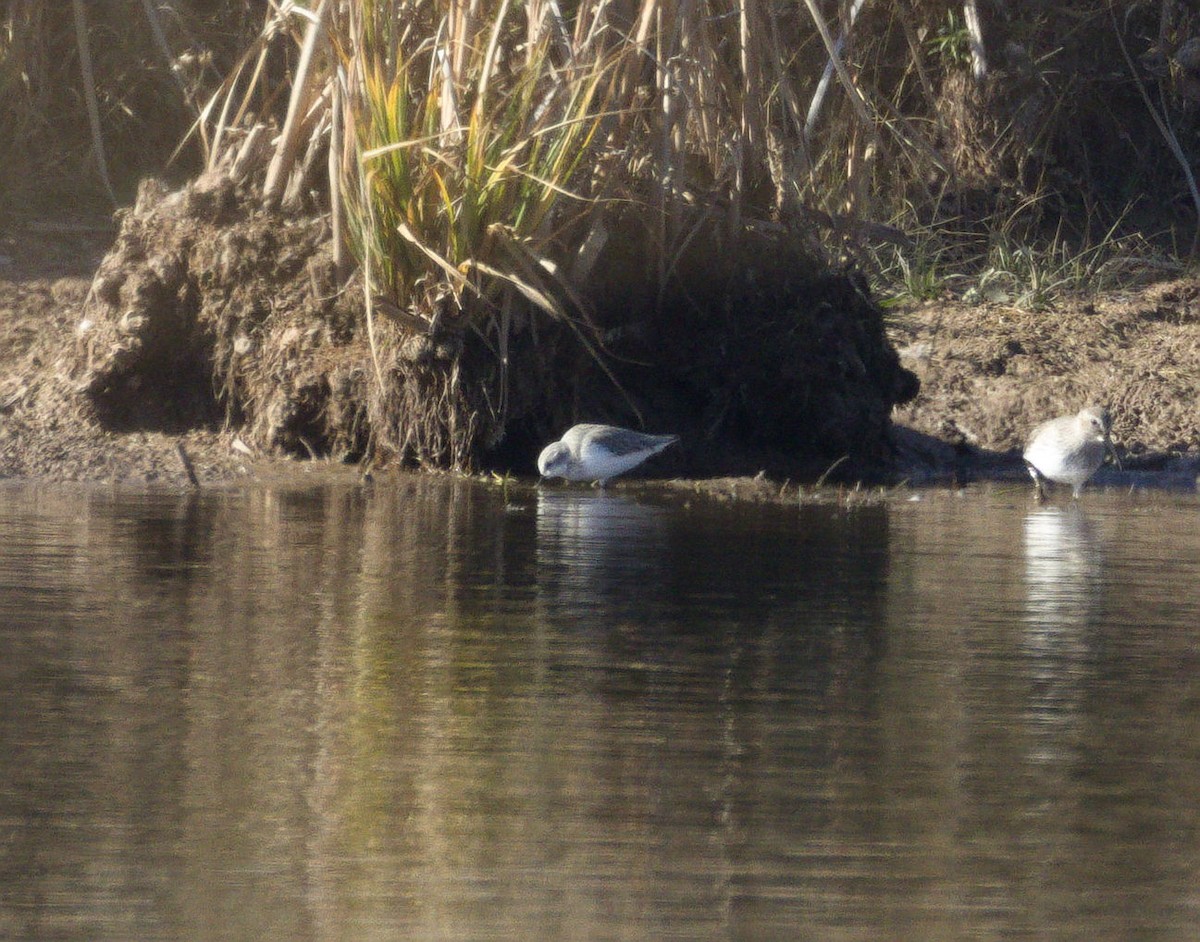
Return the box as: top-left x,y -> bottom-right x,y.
1080,405 -> 1111,442
537,442 -> 571,478
1082,405 -> 1122,469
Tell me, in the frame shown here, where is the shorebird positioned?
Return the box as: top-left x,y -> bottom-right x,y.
537,424 -> 679,485
1023,405 -> 1118,500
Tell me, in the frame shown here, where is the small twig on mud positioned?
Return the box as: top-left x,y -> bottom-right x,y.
297,436 -> 319,460
176,442 -> 201,488
815,454 -> 849,487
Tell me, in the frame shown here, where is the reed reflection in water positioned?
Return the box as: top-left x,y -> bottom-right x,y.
1,482 -> 1200,940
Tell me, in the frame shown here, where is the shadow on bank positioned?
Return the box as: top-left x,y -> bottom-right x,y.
890,424 -> 1200,493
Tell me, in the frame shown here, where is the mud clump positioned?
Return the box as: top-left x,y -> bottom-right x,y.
600,251 -> 921,478
68,178 -> 919,480
79,175 -> 368,459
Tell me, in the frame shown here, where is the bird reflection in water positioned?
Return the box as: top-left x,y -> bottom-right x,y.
1021,506 -> 1106,764
534,489 -> 670,625
1023,506 -> 1104,630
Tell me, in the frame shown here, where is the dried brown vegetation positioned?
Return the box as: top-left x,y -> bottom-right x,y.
4,1 -> 1200,479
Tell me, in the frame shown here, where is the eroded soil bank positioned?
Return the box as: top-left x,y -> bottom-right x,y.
889,282 -> 1200,491
3,218 -> 1199,492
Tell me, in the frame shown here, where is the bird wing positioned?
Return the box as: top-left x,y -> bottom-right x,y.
587,426 -> 677,457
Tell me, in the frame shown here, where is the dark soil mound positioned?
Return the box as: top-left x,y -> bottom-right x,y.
516,227 -> 921,479
6,217 -> 1200,490
73,178 -> 918,479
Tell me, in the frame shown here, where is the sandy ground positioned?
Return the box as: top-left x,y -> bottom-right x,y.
889,281 -> 1200,491
0,223 -> 256,484
3,219 -> 1198,493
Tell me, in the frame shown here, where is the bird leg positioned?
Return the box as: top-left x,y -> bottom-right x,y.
1026,462 -> 1047,502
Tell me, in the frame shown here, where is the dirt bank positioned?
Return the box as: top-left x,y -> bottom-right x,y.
1,221 -> 257,483
889,282 -> 1200,490
3,219 -> 1199,490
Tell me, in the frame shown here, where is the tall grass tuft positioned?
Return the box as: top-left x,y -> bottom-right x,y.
330,0 -> 644,459
344,0 -> 617,333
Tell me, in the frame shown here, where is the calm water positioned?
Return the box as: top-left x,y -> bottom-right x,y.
1,477 -> 1199,941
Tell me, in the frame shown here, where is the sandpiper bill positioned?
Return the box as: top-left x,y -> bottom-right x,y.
538,423 -> 679,485
1023,405 -> 1118,500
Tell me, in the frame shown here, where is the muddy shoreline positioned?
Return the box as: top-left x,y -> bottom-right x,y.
3,221 -> 1198,495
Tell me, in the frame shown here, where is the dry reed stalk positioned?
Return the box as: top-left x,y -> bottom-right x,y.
70,0 -> 117,206
805,0 -> 866,140
799,0 -> 876,145
200,16 -> 280,172
329,76 -> 351,282
1108,0 -> 1200,254
737,0 -> 763,155
264,0 -> 332,207
136,0 -> 195,109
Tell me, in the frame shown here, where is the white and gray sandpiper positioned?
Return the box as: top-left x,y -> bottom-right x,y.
538,423 -> 680,485
1023,404 -> 1118,500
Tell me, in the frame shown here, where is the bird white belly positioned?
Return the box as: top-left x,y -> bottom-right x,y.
577,441 -> 651,480
1024,440 -> 1099,485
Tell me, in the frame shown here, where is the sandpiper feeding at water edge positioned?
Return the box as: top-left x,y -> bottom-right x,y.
538,424 -> 680,485
1023,405 -> 1118,500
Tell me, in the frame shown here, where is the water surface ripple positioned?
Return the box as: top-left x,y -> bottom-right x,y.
1,480 -> 1198,941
